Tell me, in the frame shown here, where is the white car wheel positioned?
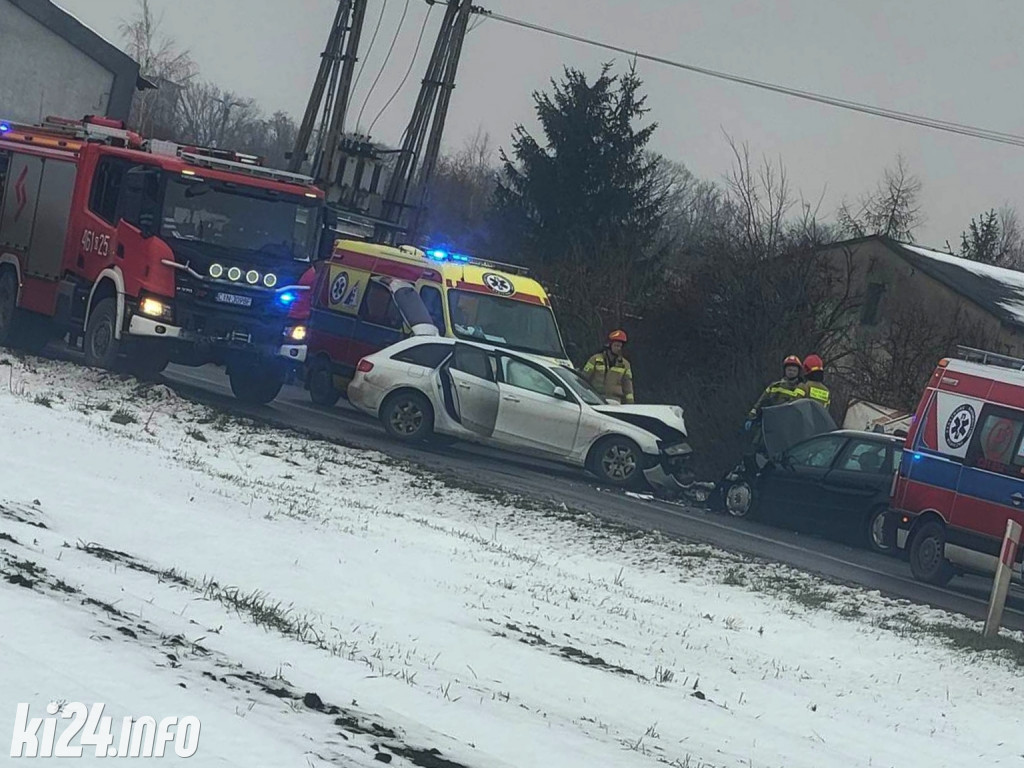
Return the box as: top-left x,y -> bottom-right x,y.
382,390 -> 434,441
591,437 -> 642,487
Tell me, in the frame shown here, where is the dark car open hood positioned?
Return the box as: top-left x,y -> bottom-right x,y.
762,400 -> 837,457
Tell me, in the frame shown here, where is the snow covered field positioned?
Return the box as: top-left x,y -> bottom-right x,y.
1,354 -> 1023,767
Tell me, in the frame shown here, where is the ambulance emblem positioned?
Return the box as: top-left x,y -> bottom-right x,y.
944,404 -> 976,449
482,272 -> 514,296
330,271 -> 349,304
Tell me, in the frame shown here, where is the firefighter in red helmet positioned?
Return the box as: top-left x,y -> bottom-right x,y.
799,354 -> 831,409
583,330 -> 635,404
746,354 -> 806,426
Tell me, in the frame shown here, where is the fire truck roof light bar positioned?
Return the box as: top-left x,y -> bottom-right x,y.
955,345 -> 1024,371
179,152 -> 316,188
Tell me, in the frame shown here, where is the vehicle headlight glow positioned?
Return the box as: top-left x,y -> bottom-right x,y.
139,296 -> 172,321
227,267 -> 242,282
209,263 -> 224,279
287,325 -> 307,342
245,269 -> 260,285
263,273 -> 278,288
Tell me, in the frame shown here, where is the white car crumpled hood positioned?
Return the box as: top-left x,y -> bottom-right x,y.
592,404 -> 688,438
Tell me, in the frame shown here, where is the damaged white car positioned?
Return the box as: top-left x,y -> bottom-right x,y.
348,335 -> 694,489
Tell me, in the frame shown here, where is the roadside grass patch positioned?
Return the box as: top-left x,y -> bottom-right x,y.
32,394 -> 53,408
110,408 -> 137,425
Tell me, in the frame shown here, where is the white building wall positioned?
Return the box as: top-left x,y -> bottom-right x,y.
0,0 -> 115,125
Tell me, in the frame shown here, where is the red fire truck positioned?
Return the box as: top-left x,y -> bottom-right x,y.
0,115 -> 334,403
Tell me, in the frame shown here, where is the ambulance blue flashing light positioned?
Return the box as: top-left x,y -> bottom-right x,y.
427,248 -> 471,263
913,453 -> 922,461
277,290 -> 299,307
0,123 -> 10,133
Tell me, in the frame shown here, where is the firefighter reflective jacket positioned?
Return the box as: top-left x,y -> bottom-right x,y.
748,378 -> 805,419
583,350 -> 635,404
800,380 -> 832,409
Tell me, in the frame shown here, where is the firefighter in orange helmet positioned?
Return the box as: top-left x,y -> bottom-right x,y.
746,354 -> 805,427
583,330 -> 635,404
799,354 -> 831,409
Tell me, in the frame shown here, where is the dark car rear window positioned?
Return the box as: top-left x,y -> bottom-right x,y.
391,343 -> 452,369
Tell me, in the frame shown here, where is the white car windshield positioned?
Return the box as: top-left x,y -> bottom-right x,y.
554,367 -> 605,406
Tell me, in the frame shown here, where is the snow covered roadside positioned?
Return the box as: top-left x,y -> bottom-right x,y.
1,355 -> 1023,767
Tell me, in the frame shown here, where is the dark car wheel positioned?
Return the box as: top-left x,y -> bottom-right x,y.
589,436 -> 643,487
724,479 -> 757,518
908,518 -> 955,586
864,506 -> 895,554
381,390 -> 434,441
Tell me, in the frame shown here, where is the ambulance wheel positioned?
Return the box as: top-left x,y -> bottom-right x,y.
381,390 -> 434,442
84,298 -> 122,370
229,365 -> 285,405
308,357 -> 340,407
0,269 -> 18,347
908,519 -> 955,586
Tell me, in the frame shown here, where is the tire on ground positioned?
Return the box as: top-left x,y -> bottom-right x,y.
908,517 -> 955,586
0,269 -> 19,348
864,506 -> 894,554
228,364 -> 286,405
588,435 -> 644,488
723,479 -> 757,519
380,389 -> 434,441
83,298 -> 122,370
308,356 -> 340,407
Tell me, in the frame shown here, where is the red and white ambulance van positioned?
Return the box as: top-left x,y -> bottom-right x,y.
892,347 -> 1024,585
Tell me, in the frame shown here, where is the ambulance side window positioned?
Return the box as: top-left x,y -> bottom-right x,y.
89,158 -> 130,224
965,405 -> 1024,477
420,286 -> 445,332
359,281 -> 403,329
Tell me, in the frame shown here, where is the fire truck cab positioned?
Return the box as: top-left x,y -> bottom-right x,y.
0,115 -> 333,403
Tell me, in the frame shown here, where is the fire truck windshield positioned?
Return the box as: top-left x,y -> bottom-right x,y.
448,290 -> 566,359
160,176 -> 321,262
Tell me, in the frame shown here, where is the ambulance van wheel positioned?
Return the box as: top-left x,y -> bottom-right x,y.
908,518 -> 955,586
308,357 -> 340,407
84,298 -> 122,370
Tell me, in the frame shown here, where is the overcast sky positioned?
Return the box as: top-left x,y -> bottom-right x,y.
56,0 -> 1024,248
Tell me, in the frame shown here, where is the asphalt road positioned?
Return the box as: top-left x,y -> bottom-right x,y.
162,363 -> 1024,632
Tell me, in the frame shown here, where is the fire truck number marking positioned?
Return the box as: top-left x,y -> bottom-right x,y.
81,230 -> 111,257
944,404 -> 976,450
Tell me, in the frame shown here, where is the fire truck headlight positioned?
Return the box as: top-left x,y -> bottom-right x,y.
287,325 -> 307,342
209,263 -> 224,279
245,270 -> 260,285
227,266 -> 242,282
263,273 -> 278,288
139,296 -> 173,322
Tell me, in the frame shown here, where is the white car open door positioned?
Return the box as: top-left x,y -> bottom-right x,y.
443,343 -> 500,438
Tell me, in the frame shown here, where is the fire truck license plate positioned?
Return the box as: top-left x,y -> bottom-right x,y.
214,292 -> 252,307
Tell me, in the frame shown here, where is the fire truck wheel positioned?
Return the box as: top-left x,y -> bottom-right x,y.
908,518 -> 955,586
228,365 -> 285,405
0,270 -> 17,347
124,345 -> 170,381
308,357 -> 340,407
84,298 -> 122,370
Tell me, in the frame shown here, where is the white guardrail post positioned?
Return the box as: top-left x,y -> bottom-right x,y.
984,518 -> 1023,638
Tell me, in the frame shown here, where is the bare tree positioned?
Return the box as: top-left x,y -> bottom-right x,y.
837,154 -> 923,242
119,0 -> 196,137
724,136 -> 793,259
420,129 -> 499,251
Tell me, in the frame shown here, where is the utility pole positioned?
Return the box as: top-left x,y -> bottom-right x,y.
289,0 -> 368,178
379,0 -> 474,241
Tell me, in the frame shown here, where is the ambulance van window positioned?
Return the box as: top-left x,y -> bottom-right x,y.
420,286 -> 445,332
359,281 -> 403,328
965,406 -> 1024,477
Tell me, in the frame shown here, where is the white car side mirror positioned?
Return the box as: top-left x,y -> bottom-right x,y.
605,397 -> 619,405
552,385 -> 567,399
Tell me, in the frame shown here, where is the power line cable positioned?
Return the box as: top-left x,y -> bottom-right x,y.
351,0 -> 389,97
368,2 -> 434,135
460,3 -> 1024,148
356,0 -> 412,131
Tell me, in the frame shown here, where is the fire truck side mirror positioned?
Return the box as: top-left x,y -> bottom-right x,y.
318,210 -> 339,261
